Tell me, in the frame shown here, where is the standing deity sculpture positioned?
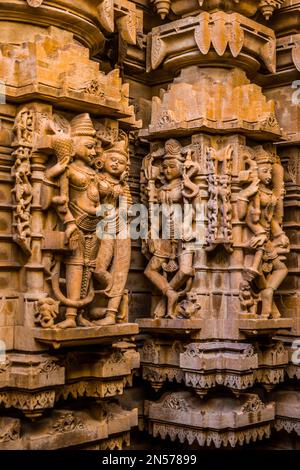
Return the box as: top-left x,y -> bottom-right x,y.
40,113 -> 131,328
141,139 -> 201,319
237,146 -> 289,319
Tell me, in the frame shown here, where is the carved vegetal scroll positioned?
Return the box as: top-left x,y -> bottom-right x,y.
11,108 -> 35,256
206,145 -> 233,252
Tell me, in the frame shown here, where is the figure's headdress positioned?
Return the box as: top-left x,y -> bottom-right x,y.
103,139 -> 129,160
163,139 -> 185,162
254,146 -> 273,165
70,113 -> 96,138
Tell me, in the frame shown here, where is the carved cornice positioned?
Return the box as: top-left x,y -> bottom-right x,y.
0,405 -> 137,450
2,1 -> 141,55
147,391 -> 275,447
143,67 -> 282,140
150,422 -> 272,448
147,12 -> 276,74
0,28 -> 135,120
170,0 -> 284,20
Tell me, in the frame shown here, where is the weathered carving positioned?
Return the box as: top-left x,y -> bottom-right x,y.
41,113 -> 132,328
141,139 -> 201,319
0,418 -> 20,443
147,68 -> 281,138
206,145 -> 233,252
98,432 -> 130,450
50,412 -> 85,434
147,13 -> 276,73
151,422 -> 272,448
237,147 -> 289,318
0,390 -> 55,415
34,298 -> 59,328
11,108 -> 34,256
26,0 -> 43,7
258,0 -> 284,20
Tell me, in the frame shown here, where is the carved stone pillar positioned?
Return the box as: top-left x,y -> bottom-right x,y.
137,0 -> 296,448
0,0 -> 139,450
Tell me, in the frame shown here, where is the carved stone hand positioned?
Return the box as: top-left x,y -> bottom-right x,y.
249,233 -> 268,248
239,178 -> 260,200
45,156 -> 70,180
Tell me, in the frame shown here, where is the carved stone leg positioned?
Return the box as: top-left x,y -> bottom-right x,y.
55,264 -> 83,329
261,259 -> 288,318
94,238 -> 114,290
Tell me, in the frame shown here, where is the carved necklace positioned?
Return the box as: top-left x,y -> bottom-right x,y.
70,164 -> 99,203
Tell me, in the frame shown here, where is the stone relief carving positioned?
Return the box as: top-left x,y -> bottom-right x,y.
26,0 -> 44,7
151,0 -> 284,20
206,145 -> 233,252
39,113 -> 132,328
237,146 -> 289,319
11,108 -> 34,256
141,139 -> 201,319
50,412 -> 85,434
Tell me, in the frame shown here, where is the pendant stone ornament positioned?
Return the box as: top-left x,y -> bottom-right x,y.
26,0 -> 44,7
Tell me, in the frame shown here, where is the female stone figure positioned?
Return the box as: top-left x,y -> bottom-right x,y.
237,147 -> 289,318
142,139 -> 200,319
41,113 -> 131,328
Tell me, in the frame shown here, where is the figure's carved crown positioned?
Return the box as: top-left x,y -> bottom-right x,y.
104,139 -> 129,159
254,146 -> 273,165
70,113 -> 96,138
164,139 -> 185,162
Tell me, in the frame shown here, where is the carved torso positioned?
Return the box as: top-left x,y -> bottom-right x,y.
249,185 -> 277,234
68,161 -> 100,217
98,173 -> 125,205
157,179 -> 183,205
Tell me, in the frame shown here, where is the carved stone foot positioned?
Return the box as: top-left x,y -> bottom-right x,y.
77,314 -> 94,327
52,317 -> 77,329
93,311 -> 116,326
153,298 -> 167,319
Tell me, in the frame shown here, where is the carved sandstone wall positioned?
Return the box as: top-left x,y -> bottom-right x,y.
0,0 -> 299,450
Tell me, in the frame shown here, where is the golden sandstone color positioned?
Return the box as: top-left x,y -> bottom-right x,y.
0,0 -> 299,450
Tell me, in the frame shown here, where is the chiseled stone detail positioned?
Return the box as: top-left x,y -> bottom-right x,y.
150,422 -> 272,448
274,418 -> 300,436
0,390 -> 55,416
98,431 -> 130,450
0,418 -> 21,444
147,391 -> 274,448
146,68 -> 281,138
0,0 -> 299,452
152,0 -> 284,20
148,12 -> 276,73
56,379 -> 125,400
0,0 -> 139,450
